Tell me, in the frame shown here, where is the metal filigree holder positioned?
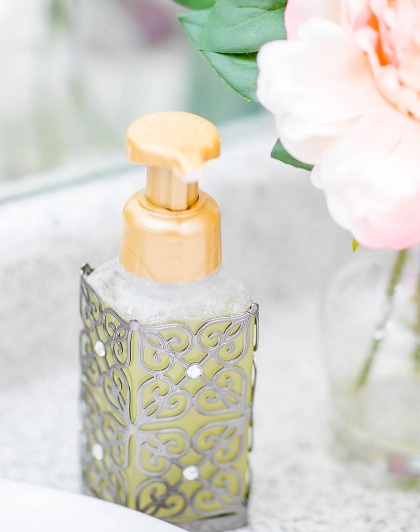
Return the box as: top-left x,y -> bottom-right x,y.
79,264 -> 259,532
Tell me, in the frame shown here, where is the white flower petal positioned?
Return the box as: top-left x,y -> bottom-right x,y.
275,116 -> 332,165
285,0 -> 341,40
257,19 -> 385,166
316,105 -> 420,249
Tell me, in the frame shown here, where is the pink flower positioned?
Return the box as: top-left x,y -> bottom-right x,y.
257,0 -> 420,250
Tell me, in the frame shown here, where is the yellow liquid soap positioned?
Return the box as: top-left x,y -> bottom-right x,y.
80,274 -> 256,525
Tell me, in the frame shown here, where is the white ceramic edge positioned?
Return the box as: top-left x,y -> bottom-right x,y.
0,480 -> 182,532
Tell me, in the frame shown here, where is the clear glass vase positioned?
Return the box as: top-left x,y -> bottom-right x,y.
322,246 -> 420,487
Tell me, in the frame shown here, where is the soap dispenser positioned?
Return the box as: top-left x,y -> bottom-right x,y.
79,111 -> 259,531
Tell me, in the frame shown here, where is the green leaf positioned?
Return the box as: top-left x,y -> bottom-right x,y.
271,140 -> 313,171
178,9 -> 212,40
201,51 -> 258,101
172,0 -> 216,9
352,239 -> 359,252
179,10 -> 258,101
197,0 -> 286,53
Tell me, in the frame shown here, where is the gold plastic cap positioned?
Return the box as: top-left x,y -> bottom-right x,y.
120,111 -> 222,283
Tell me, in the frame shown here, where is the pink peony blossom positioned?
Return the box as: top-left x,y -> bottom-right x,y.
257,0 -> 420,249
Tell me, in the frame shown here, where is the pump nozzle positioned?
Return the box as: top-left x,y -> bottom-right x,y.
126,111 -> 220,211
120,112 -> 223,283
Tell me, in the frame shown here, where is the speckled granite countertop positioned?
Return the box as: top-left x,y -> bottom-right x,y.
0,116 -> 419,531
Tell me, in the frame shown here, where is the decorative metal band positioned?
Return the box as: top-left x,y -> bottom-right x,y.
79,264 -> 258,530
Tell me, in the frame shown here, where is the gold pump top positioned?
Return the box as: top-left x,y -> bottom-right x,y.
126,111 -> 220,211
120,111 -> 222,283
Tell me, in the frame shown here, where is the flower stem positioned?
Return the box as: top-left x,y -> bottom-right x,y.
353,249 -> 408,392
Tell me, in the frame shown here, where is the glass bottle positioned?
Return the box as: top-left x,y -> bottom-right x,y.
322,246 -> 420,487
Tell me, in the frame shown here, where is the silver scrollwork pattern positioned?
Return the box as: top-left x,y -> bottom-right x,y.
79,264 -> 258,526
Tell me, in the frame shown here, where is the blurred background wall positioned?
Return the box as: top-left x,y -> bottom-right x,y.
0,0 -> 261,183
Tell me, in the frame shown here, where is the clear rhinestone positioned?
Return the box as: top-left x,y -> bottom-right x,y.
94,341 -> 106,357
186,364 -> 202,379
183,465 -> 199,481
249,303 -> 259,315
92,443 -> 104,460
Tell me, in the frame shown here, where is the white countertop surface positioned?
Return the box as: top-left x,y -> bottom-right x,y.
0,480 -> 181,532
1,298 -> 420,531
1,116 -> 419,531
